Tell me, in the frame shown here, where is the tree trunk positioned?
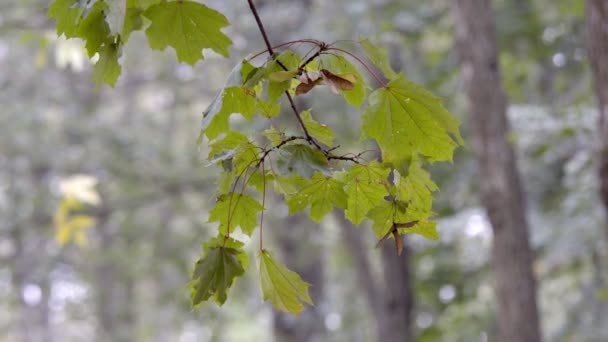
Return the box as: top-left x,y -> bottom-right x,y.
379,239 -> 414,342
586,0 -> 608,240
338,214 -> 413,342
451,1 -> 541,341
95,216 -> 136,342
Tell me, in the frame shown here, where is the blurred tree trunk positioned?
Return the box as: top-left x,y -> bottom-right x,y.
95,215 -> 136,342
379,240 -> 414,342
273,214 -> 326,342
451,1 -> 541,342
338,213 -> 413,342
586,0 -> 608,240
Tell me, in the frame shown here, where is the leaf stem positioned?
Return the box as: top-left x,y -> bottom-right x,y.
259,162 -> 266,250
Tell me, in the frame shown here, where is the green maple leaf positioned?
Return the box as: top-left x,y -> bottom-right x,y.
367,200 -> 439,240
400,219 -> 439,240
189,237 -> 247,306
262,127 -> 285,147
207,131 -> 249,164
367,200 -> 404,238
360,38 -> 398,80
344,161 -> 390,224
318,54 -> 367,107
208,193 -> 263,236
301,110 -> 335,146
266,51 -> 301,102
202,86 -> 257,139
48,0 -> 86,38
122,7 -> 144,42
274,144 -> 329,178
395,159 -> 438,218
259,250 -> 313,315
77,1 -> 111,57
361,75 -> 463,163
286,172 -> 347,222
256,98 -> 281,118
143,0 -> 232,65
92,41 -> 121,88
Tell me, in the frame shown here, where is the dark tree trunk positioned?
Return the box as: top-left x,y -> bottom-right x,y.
338,214 -> 413,342
586,0 -> 608,239
95,216 -> 136,342
379,239 -> 414,342
451,1 -> 541,341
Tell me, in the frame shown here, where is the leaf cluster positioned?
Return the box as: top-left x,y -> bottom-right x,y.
48,1 -> 462,316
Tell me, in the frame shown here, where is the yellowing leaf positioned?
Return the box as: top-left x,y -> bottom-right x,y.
300,110 -> 335,146
344,161 -> 390,224
208,193 -> 263,236
269,70 -> 299,82
144,0 -> 232,65
361,75 -> 463,163
286,172 -> 347,222
189,239 -> 247,306
262,127 -> 284,147
259,250 -> 313,315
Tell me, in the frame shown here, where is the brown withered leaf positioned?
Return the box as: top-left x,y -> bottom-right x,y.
320,69 -> 355,94
393,230 -> 404,255
375,220 -> 418,255
295,78 -> 323,95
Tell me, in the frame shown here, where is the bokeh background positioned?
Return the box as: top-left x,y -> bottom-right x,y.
1,0 -> 606,341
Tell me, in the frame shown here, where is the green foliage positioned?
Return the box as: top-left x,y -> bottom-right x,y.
48,2 -> 462,316
259,250 -> 313,315
189,237 -> 248,306
301,110 -> 336,146
208,193 -> 264,236
362,75 -> 463,163
47,0 -> 232,86
286,172 -> 347,222
344,161 -> 391,224
143,0 -> 231,64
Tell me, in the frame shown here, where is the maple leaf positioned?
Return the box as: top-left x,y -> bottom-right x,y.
300,110 -> 336,146
259,250 -> 313,315
208,193 -> 263,236
361,75 -> 463,163
286,172 -> 347,222
144,0 -> 232,65
189,237 -> 247,306
344,161 -> 391,224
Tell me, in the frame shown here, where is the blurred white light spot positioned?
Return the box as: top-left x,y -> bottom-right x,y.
416,312 -> 433,329
465,214 -> 490,238
542,27 -> 558,44
58,174 -> 101,205
552,53 -> 566,67
439,284 -> 456,303
23,283 -> 42,306
480,331 -> 488,342
324,312 -> 342,331
175,64 -> 194,81
0,41 -> 9,60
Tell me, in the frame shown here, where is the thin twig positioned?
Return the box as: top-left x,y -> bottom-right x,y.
259,162 -> 266,250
